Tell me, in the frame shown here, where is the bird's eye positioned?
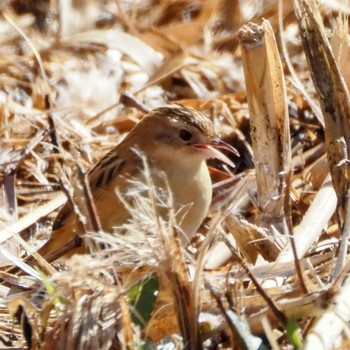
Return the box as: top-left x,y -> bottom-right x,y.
179,129 -> 193,141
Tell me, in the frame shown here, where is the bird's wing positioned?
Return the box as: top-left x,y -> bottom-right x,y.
52,144 -> 141,230
88,148 -> 127,190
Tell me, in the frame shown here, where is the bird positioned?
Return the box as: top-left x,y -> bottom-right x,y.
22,104 -> 239,266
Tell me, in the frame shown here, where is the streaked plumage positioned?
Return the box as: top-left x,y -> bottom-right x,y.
35,104 -> 239,261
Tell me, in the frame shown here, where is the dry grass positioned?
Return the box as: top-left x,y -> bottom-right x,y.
0,0 -> 350,349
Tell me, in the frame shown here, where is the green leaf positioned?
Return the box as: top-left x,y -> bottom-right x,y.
128,273 -> 159,328
36,267 -> 64,307
287,317 -> 303,348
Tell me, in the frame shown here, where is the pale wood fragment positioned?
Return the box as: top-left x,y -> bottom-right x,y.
277,175 -> 337,262
238,20 -> 291,233
226,215 -> 281,263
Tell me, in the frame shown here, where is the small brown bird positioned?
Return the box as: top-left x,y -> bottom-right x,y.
35,104 -> 239,262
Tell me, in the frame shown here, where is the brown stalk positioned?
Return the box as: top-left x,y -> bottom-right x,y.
64,148 -> 102,254
284,172 -> 309,294
1,171 -> 17,224
204,279 -> 241,348
119,295 -> 134,349
46,97 -> 102,250
40,235 -> 82,264
45,98 -> 78,227
293,0 -> 350,279
238,20 -> 292,236
119,92 -> 151,113
76,161 -> 102,234
164,209 -> 200,347
223,234 -> 288,328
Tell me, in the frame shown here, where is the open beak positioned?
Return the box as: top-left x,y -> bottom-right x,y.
193,138 -> 239,168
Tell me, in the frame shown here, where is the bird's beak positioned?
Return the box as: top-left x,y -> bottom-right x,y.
193,138 -> 239,168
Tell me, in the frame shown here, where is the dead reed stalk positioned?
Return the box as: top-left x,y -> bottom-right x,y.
238,19 -> 291,240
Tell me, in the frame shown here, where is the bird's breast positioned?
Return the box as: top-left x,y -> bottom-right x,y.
155,161 -> 212,245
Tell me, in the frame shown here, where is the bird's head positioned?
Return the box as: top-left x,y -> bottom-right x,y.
134,104 -> 239,167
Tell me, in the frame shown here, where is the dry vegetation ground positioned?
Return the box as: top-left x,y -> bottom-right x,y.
0,0 -> 350,349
